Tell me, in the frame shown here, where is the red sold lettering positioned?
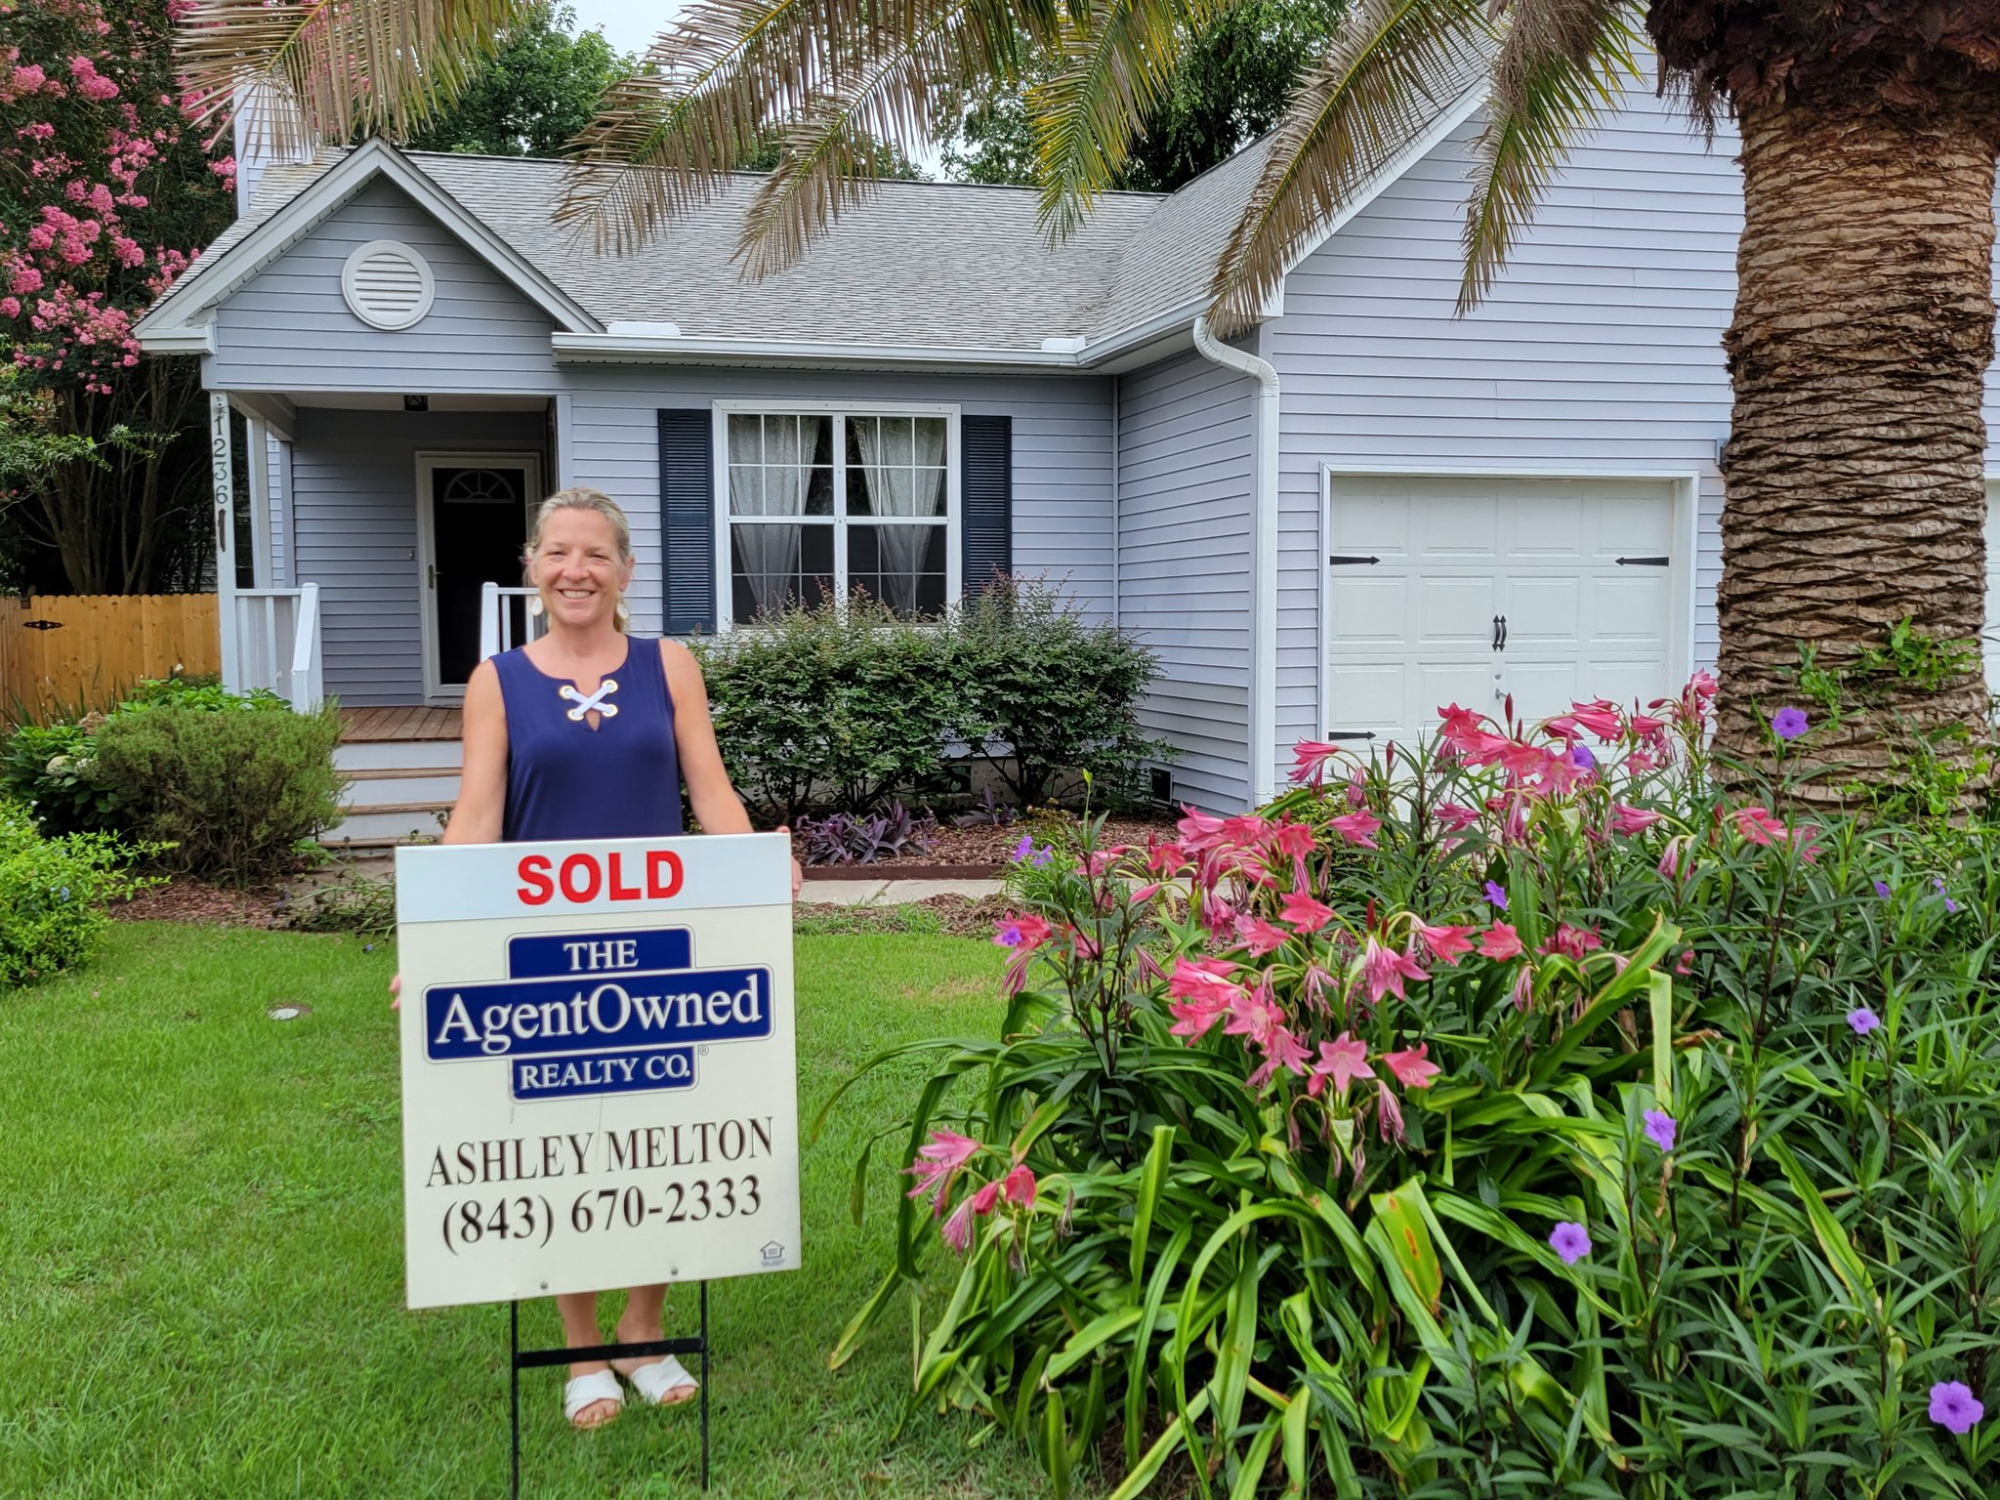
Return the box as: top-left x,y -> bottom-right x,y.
647,850 -> 684,899
607,851 -> 641,901
517,855 -> 553,906
559,854 -> 601,903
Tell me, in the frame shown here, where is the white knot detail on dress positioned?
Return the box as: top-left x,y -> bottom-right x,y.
559,679 -> 619,721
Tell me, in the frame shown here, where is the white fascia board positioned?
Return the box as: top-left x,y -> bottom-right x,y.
133,139 -> 603,342
551,332 -> 1087,372
136,322 -> 215,355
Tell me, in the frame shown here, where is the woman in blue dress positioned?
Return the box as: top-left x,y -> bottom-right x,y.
442,486 -> 799,1430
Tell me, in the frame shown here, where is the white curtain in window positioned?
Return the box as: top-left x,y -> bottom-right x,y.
852,417 -> 946,613
728,416 -> 821,619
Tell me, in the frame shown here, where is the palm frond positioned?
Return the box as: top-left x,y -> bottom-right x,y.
555,0 -> 847,254
175,0 -> 531,156
1028,0 -> 1228,243
735,1 -> 1028,279
1458,0 -> 1642,312
1207,0 -> 1497,335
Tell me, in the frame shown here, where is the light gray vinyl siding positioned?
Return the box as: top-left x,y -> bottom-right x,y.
292,409 -> 545,704
557,368 -> 1114,633
1266,78 -> 1739,786
208,178 -> 558,393
1117,348 -> 1255,811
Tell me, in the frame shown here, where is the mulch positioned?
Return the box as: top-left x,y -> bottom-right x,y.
109,879 -> 287,928
794,811 -> 1178,876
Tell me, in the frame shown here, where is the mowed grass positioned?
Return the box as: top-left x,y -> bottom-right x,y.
0,923 -> 1062,1499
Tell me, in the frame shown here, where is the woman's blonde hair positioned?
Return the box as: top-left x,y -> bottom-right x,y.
525,487 -> 633,630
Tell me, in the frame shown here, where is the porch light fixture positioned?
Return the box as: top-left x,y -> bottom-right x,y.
403,394 -> 429,411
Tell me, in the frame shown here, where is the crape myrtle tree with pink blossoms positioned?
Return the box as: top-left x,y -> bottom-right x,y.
819,689 -> 2000,1496
0,0 -> 234,594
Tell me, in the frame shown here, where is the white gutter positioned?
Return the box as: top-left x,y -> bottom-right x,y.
1192,314 -> 1280,806
551,331 -> 1091,370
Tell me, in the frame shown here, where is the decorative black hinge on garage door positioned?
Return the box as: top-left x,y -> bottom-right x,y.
1327,554 -> 1380,565
1615,555 -> 1671,566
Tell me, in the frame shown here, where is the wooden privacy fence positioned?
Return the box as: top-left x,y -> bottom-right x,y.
0,594 -> 219,724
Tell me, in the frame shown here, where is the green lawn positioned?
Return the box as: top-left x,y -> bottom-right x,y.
0,923 -> 1060,1499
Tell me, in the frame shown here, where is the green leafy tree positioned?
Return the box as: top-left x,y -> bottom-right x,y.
405,3 -> 631,157
941,0 -> 1347,192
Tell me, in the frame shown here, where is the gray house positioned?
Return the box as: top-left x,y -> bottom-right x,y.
133,78 -> 2000,837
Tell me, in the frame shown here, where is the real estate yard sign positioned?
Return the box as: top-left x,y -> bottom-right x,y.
394,833 -> 798,1310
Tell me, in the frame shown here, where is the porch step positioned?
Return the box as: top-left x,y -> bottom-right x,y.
323,801 -> 451,845
335,738 -> 463,773
342,767 -> 464,803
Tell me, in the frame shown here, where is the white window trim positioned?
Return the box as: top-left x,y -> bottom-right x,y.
1316,462 -> 1702,744
710,400 -> 961,632
415,450 -> 543,703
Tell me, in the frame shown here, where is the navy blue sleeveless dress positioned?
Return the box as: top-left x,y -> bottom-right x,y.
491,635 -> 684,842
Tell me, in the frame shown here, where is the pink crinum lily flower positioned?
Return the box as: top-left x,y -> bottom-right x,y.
1568,700 -> 1625,740
1611,803 -> 1664,836
1290,739 -> 1343,785
1329,808 -> 1382,848
1308,1033 -> 1374,1099
1477,923 -> 1524,961
1360,935 -> 1430,1004
1382,1042 -> 1442,1090
1413,921 -> 1477,965
905,1129 -> 982,1213
1279,890 -> 1335,932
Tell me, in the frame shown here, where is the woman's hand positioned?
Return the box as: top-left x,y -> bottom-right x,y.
777,826 -> 803,901
389,973 -> 401,1012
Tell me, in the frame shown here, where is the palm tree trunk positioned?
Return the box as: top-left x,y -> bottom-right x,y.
1717,94 -> 1998,799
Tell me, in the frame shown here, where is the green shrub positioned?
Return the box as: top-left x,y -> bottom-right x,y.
829,682 -> 2000,1498
943,576 -> 1170,807
117,674 -> 289,713
693,578 -> 1171,820
0,802 -> 152,986
91,702 -> 345,882
0,720 -> 120,834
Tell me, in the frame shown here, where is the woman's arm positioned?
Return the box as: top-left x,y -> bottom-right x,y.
663,640 -> 750,835
663,641 -> 802,898
444,659 -> 507,845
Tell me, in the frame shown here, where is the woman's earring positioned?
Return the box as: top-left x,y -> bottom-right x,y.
613,596 -> 630,630
527,594 -> 545,618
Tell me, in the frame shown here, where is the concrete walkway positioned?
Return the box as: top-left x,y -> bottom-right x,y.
799,877 -> 1002,906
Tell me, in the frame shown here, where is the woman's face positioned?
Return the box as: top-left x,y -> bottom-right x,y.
530,508 -> 633,631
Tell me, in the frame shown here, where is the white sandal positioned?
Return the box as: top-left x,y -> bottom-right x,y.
619,1353 -> 700,1407
563,1368 -> 625,1429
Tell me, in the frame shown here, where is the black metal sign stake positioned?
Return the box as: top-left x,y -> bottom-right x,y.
507,1287 -> 711,1498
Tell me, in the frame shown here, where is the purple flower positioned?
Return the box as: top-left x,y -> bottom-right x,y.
1933,877 -> 1960,914
1549,1221 -> 1592,1265
1485,881 -> 1508,911
1873,880 -> 1891,899
1846,1007 -> 1881,1036
1929,1380 -> 1984,1435
1031,844 -> 1054,868
1643,1109 -> 1677,1152
1770,707 -> 1809,741
1571,743 -> 1596,771
1010,833 -> 1034,863
995,920 -> 1024,948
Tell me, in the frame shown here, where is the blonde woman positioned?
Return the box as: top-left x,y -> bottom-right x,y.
437,487 -> 799,1429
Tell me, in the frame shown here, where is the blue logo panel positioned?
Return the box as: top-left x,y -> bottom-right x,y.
424,967 -> 772,1061
507,929 -> 692,979
511,1046 -> 697,1101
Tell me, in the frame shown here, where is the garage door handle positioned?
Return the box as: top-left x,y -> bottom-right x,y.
1492,615 -> 1508,651
1616,555 -> 1670,567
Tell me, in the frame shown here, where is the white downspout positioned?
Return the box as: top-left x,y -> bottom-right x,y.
1192,314 -> 1279,806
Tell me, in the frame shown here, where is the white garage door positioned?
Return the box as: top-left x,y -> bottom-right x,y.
1987,483 -> 2000,697
1326,475 -> 1680,747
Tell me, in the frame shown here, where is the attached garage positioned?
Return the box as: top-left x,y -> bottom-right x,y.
1321,473 -> 1693,748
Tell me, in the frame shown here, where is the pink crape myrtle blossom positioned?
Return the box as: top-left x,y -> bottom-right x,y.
906,1129 -> 982,1213
1308,1033 -> 1374,1099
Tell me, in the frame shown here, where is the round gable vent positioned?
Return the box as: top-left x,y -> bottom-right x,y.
341,240 -> 435,330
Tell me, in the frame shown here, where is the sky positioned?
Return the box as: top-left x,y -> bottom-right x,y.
563,0 -> 685,61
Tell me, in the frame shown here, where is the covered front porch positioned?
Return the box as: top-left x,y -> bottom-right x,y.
209,389 -> 552,715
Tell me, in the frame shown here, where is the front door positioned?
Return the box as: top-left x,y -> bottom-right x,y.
417,453 -> 542,698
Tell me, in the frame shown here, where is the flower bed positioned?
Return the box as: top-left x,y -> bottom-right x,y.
824,679 -> 1999,1496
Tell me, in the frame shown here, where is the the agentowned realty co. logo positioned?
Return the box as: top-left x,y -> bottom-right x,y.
421,927 -> 774,1102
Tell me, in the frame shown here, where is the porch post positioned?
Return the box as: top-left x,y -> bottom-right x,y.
243,410 -> 274,588
210,391 -> 239,692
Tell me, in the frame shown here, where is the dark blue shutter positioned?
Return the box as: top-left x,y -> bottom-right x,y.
658,408 -> 715,635
960,414 -> 1011,596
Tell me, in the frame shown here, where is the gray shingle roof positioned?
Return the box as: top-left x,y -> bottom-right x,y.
146,141 -> 1279,353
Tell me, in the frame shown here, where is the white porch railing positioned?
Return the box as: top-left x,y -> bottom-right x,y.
231,584 -> 323,710
479,583 -> 550,661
